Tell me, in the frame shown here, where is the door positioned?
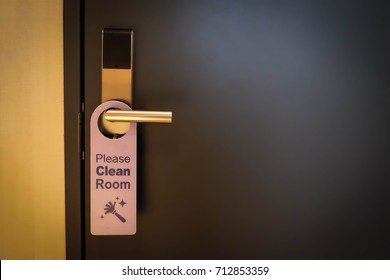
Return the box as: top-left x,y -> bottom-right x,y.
65,0 -> 390,259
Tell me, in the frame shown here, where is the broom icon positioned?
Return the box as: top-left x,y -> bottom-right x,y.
104,201 -> 126,223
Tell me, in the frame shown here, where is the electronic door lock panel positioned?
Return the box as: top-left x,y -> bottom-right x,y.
101,28 -> 172,135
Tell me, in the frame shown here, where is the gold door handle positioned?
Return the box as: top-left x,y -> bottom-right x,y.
101,29 -> 172,133
104,110 -> 172,123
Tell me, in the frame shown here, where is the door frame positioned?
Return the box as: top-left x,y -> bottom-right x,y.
64,0 -> 84,260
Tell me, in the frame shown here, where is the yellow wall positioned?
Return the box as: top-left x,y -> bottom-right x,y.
0,0 -> 65,259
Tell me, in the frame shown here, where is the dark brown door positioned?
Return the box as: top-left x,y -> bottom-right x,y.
66,0 -> 390,259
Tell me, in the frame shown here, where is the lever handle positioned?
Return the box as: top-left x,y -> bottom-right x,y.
104,110 -> 172,123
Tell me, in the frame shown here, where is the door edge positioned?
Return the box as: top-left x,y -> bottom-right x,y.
64,0 -> 85,260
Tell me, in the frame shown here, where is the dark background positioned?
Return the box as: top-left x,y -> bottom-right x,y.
66,0 -> 390,259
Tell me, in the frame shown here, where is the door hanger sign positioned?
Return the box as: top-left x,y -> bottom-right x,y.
90,100 -> 136,235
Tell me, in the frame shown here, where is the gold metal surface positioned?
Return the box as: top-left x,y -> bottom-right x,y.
101,30 -> 173,135
105,110 -> 173,123
102,69 -> 132,104
101,30 -> 133,135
